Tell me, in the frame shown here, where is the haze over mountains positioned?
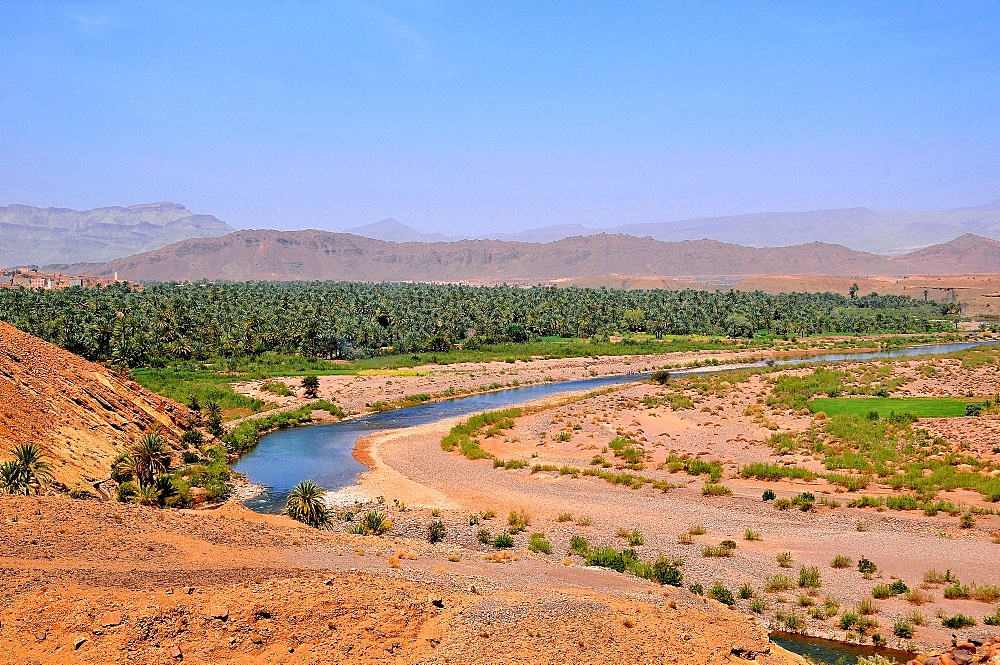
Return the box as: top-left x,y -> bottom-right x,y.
77,230 -> 1000,284
4,200 -> 1000,280
354,202 -> 1000,254
0,202 -> 234,266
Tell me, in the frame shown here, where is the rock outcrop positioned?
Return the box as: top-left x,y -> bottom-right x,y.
0,321 -> 190,492
909,637 -> 1000,665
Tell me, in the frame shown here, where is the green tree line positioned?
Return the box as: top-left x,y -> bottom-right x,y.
0,281 -> 953,367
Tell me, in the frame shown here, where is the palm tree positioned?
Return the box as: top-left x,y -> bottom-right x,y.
204,401 -> 223,438
285,480 -> 331,529
129,432 -> 171,486
0,460 -> 26,494
9,443 -> 52,495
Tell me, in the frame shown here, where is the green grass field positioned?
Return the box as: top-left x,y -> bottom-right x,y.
808,397 -> 970,418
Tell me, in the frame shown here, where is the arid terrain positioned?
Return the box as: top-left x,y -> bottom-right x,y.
242,344 -> 1000,654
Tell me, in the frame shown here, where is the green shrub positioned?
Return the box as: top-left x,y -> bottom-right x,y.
527,532 -> 552,555
831,555 -> 852,569
799,566 -> 822,589
709,581 -> 735,606
944,582 -> 971,599
585,547 -> 638,572
960,513 -> 976,529
702,483 -> 733,496
858,556 -> 877,576
649,557 -> 684,586
427,519 -> 446,544
749,597 -> 766,613
738,583 -> 754,600
569,535 -> 590,556
762,489 -> 776,501
765,574 -> 795,592
688,582 -> 704,595
774,498 -> 792,510
839,612 -> 859,630
872,584 -> 893,600
941,614 -> 977,629
777,551 -> 793,568
492,532 -> 515,549
476,529 -> 492,544
892,621 -> 914,639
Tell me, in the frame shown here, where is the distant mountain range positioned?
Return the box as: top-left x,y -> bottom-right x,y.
0,202 -> 234,266
5,200 -> 1000,272
349,203 -> 1000,255
72,230 -> 1000,283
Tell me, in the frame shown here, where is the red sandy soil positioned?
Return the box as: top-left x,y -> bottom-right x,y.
0,496 -> 806,665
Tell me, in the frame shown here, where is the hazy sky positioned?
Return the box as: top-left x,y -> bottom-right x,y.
2,1 -> 998,234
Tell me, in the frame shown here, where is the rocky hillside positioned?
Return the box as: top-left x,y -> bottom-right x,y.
86,229 -> 1000,283
0,202 -> 234,266
0,322 -> 190,492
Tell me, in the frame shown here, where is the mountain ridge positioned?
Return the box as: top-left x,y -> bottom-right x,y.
0,202 -> 235,266
75,229 -> 1000,283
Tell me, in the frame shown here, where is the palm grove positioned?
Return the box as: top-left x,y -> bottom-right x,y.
0,281 -> 954,367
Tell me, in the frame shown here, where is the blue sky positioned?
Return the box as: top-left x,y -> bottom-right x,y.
1,1 -> 998,234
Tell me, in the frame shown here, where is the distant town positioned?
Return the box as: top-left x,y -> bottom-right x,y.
0,267 -> 121,290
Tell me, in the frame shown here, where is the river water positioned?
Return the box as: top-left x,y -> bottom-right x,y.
235,339 -> 993,513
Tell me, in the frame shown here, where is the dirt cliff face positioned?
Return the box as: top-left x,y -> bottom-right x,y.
0,322 -> 190,492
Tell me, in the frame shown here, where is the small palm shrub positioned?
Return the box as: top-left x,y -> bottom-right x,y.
348,509 -> 392,536
286,480 -> 332,529
492,532 -> 515,549
762,489 -> 776,501
858,556 -> 877,577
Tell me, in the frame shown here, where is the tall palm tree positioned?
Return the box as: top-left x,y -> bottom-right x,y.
129,432 -> 171,486
10,443 -> 52,495
285,480 -> 331,529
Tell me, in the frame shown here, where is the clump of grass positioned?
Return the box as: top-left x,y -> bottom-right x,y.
528,532 -> 552,555
743,528 -> 762,541
556,512 -> 573,522
892,620 -> 915,639
943,582 -> 971,599
678,532 -> 694,545
507,508 -> 530,534
702,483 -> 733,497
858,556 -> 877,578
702,544 -> 734,558
774,498 -> 792,510
569,535 -> 590,556
575,515 -> 593,527
905,589 -> 933,605
776,609 -> 806,632
831,555 -> 852,569
941,614 -> 977,629
708,581 -> 735,606
738,583 -> 754,600
688,525 -> 707,535
615,527 -> 644,546
492,532 -> 515,549
776,551 -> 793,568
749,597 -> 766,613
765,574 -> 795,592
856,598 -> 879,615
799,566 -> 822,589
983,606 -> 1000,626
